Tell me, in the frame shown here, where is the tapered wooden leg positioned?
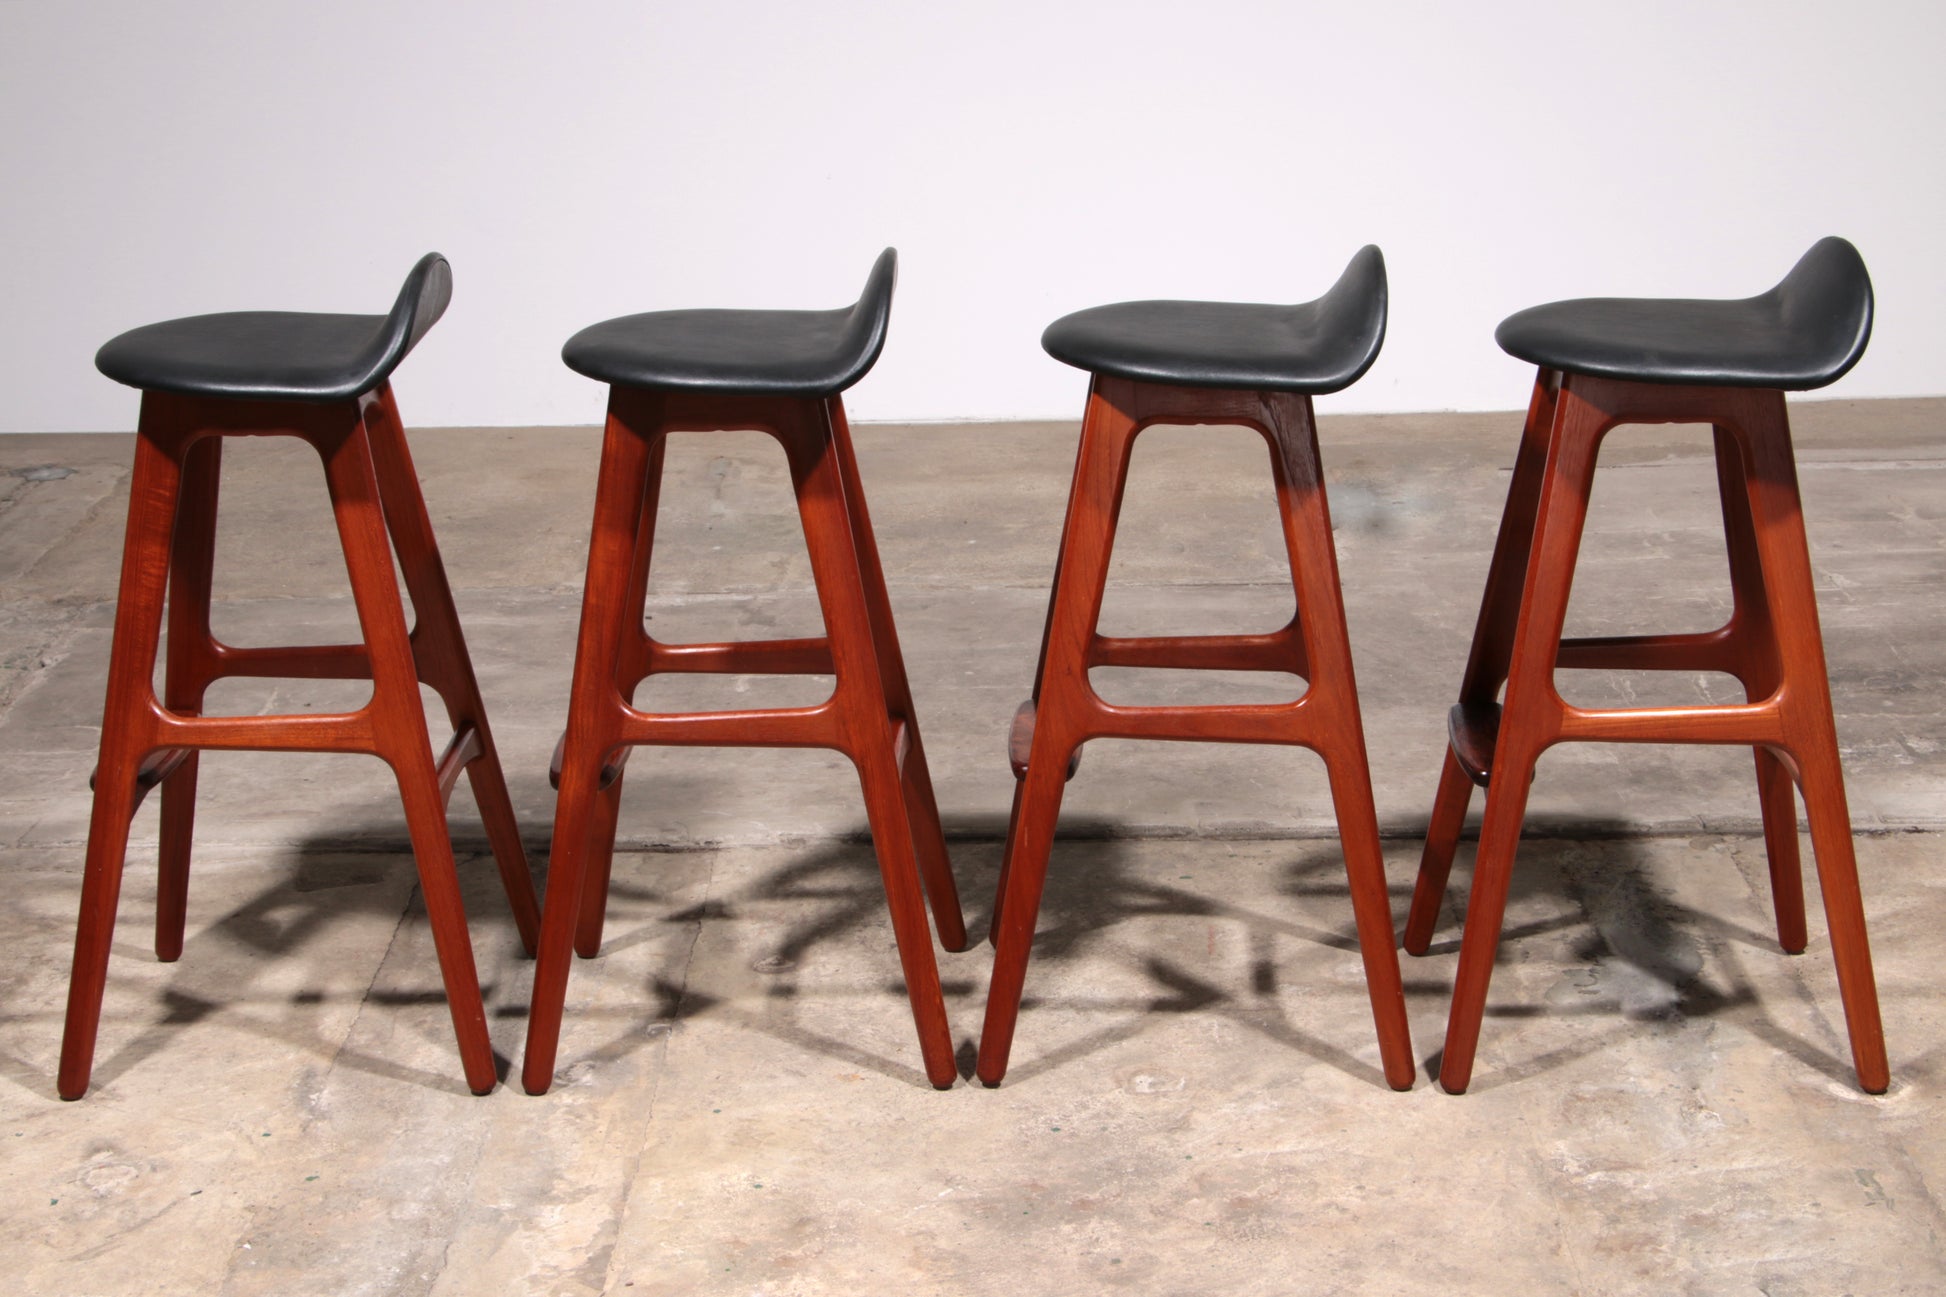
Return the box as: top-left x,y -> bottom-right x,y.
1409,376 -> 1556,954
1262,391 -> 1414,1088
322,420 -> 496,1094
1713,424 -> 1808,953
1323,751 -> 1416,1089
786,403 -> 956,1087
853,739 -> 958,1088
977,379 -> 1134,1086
827,398 -> 967,952
1754,748 -> 1808,953
523,395 -> 659,1096
574,777 -> 625,959
977,746 -> 1075,1086
363,388 -> 540,955
60,425 -> 187,1100
155,435 -> 222,963
987,780 -> 1027,946
1437,737 -> 1540,1095
988,415 -> 1096,951
1439,383 -> 1603,1095
1737,402 -> 1887,1092
1404,752 -> 1474,954
1796,750 -> 1888,1092
574,432 -> 665,959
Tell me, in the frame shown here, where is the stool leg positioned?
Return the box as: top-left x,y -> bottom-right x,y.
524,395 -> 660,1096
1404,753 -> 1475,954
60,423 -> 187,1099
1408,375 -> 1557,950
1713,424 -> 1808,953
156,435 -> 222,963
977,380 -> 1136,1086
1753,749 -> 1808,952
575,432 -> 663,959
987,780 -> 1028,946
363,388 -> 540,955
828,398 -> 967,952
1440,385 -> 1603,1094
988,424 -> 1094,948
1264,392 -> 1414,1090
1737,403 -> 1887,1093
320,418 -> 497,1094
575,779 -> 627,958
977,750 -> 1074,1086
784,401 -> 956,1089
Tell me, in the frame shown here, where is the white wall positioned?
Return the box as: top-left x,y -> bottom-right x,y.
3,0 -> 1941,431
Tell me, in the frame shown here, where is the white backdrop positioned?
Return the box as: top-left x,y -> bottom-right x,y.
2,0 -> 1941,431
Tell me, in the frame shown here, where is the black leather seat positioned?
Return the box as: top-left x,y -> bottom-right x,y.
1496,237 -> 1873,391
562,249 -> 897,396
1040,246 -> 1387,394
95,254 -> 452,402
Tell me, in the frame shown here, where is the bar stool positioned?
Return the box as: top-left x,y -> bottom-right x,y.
1405,237 -> 1888,1094
977,247 -> 1416,1090
521,249 -> 967,1094
64,254 -> 541,1099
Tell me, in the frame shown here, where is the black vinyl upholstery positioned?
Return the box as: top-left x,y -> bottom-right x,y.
1040,246 -> 1387,394
562,249 -> 897,396
1495,237 -> 1873,390
95,254 -> 453,402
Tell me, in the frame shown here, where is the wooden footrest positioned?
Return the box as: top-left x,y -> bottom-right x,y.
1008,700 -> 1082,781
433,726 -> 483,804
548,732 -> 630,792
88,747 -> 196,814
1448,701 -> 1500,788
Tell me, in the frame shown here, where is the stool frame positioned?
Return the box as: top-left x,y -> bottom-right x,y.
521,386 -> 967,1095
977,374 -> 1416,1090
1405,369 -> 1888,1094
61,386 -> 541,1099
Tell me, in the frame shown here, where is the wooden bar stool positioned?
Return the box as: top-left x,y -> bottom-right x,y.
977,247 -> 1416,1090
1405,238 -> 1888,1094
64,255 -> 541,1099
521,249 -> 967,1094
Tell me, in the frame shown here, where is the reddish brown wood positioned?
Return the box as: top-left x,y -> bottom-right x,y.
1408,371 -> 1888,1095
59,386 -> 540,1100
363,386 -> 541,956
521,387 -> 965,1095
155,434 -> 220,963
976,375 -> 1416,1091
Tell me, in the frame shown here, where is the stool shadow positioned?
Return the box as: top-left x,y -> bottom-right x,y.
78,829 -> 540,1097
961,824 -> 1403,1088
1404,826 -> 1859,1091
526,835 -> 974,1089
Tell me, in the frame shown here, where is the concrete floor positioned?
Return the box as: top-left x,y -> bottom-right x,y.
2,399 -> 1943,1293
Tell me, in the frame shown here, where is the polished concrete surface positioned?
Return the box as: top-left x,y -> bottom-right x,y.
2,399 -> 1943,1292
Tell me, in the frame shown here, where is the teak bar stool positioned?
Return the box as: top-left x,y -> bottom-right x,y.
1405,238 -> 1888,1095
65,255 -> 540,1099
977,247 -> 1416,1090
521,249 -> 967,1094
